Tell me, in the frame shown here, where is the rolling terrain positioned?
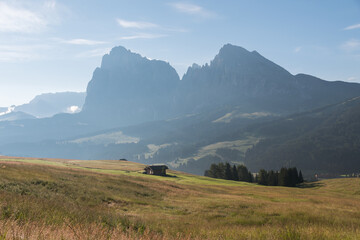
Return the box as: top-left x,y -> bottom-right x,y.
1,44 -> 360,176
243,96 -> 360,176
0,111 -> 36,122
0,156 -> 359,239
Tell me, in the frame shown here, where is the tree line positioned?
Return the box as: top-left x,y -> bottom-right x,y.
204,163 -> 304,187
204,162 -> 253,182
257,167 -> 303,187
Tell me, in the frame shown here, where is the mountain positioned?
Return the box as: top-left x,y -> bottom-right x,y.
243,96 -> 360,176
81,46 -> 180,127
177,44 -> 360,114
70,44 -> 360,128
1,44 -> 360,176
0,111 -> 36,122
15,92 -> 86,118
177,44 -> 296,113
0,107 -> 7,113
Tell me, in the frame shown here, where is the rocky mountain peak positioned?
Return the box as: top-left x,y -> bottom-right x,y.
217,43 -> 252,58
82,46 -> 180,126
100,46 -> 144,70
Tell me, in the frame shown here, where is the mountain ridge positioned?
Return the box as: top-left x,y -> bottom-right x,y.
14,92 -> 86,118
1,44 -> 360,176
178,44 -> 360,114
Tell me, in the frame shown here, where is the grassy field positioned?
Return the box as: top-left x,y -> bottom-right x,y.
170,136 -> 259,168
0,156 -> 359,239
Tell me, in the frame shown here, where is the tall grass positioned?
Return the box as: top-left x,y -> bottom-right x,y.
0,160 -> 359,239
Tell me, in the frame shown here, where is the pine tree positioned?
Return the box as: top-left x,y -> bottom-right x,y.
290,167 -> 299,187
279,167 -> 290,186
298,170 -> 304,183
238,165 -> 248,181
267,170 -> 277,186
232,165 -> 239,181
248,172 -> 253,183
258,169 -> 268,185
218,163 -> 226,179
207,163 -> 220,178
225,162 -> 233,180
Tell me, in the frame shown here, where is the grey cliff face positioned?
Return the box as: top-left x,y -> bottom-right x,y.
82,46 -> 180,126
78,44 -> 360,128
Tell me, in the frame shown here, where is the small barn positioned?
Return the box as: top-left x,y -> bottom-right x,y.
144,165 -> 168,176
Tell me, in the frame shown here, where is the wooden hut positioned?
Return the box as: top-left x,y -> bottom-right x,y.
144,165 -> 168,176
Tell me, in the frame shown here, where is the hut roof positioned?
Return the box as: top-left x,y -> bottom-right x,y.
144,165 -> 168,170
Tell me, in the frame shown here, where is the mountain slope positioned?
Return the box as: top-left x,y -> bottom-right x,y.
178,44 -> 360,114
0,111 -> 36,122
243,97 -> 360,175
0,107 -> 7,113
1,44 -> 360,176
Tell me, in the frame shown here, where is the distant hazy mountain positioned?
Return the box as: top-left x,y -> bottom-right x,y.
15,92 -> 86,118
0,107 -> 7,113
0,111 -> 36,122
81,46 -> 180,127
1,44 -> 360,177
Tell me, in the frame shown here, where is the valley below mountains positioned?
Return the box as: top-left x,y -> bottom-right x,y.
1,44 -> 360,177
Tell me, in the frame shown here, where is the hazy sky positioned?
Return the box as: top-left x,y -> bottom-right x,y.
0,0 -> 360,106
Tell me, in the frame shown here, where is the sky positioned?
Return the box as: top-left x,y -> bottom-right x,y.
0,0 -> 360,106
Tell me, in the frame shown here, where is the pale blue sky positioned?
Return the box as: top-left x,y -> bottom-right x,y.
0,0 -> 359,106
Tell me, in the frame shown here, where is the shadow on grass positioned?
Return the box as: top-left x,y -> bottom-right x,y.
164,174 -> 178,178
141,173 -> 178,178
298,181 -> 324,188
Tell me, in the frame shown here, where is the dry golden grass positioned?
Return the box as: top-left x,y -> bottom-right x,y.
0,156 -> 359,239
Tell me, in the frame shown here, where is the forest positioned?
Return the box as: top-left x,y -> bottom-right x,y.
205,163 -> 304,187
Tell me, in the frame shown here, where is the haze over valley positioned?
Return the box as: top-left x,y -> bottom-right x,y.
1,1 -> 360,239
1,44 -> 360,177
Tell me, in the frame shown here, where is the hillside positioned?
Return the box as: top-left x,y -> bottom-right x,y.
1,44 -> 360,175
0,111 -> 36,122
244,97 -> 360,175
0,106 -> 274,173
0,156 -> 359,239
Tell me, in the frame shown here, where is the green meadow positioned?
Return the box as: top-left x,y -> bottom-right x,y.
0,156 -> 359,239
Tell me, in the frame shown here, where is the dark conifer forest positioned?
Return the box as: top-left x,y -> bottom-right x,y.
205,163 -> 304,187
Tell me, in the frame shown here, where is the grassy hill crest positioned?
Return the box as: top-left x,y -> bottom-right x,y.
0,156 -> 359,239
